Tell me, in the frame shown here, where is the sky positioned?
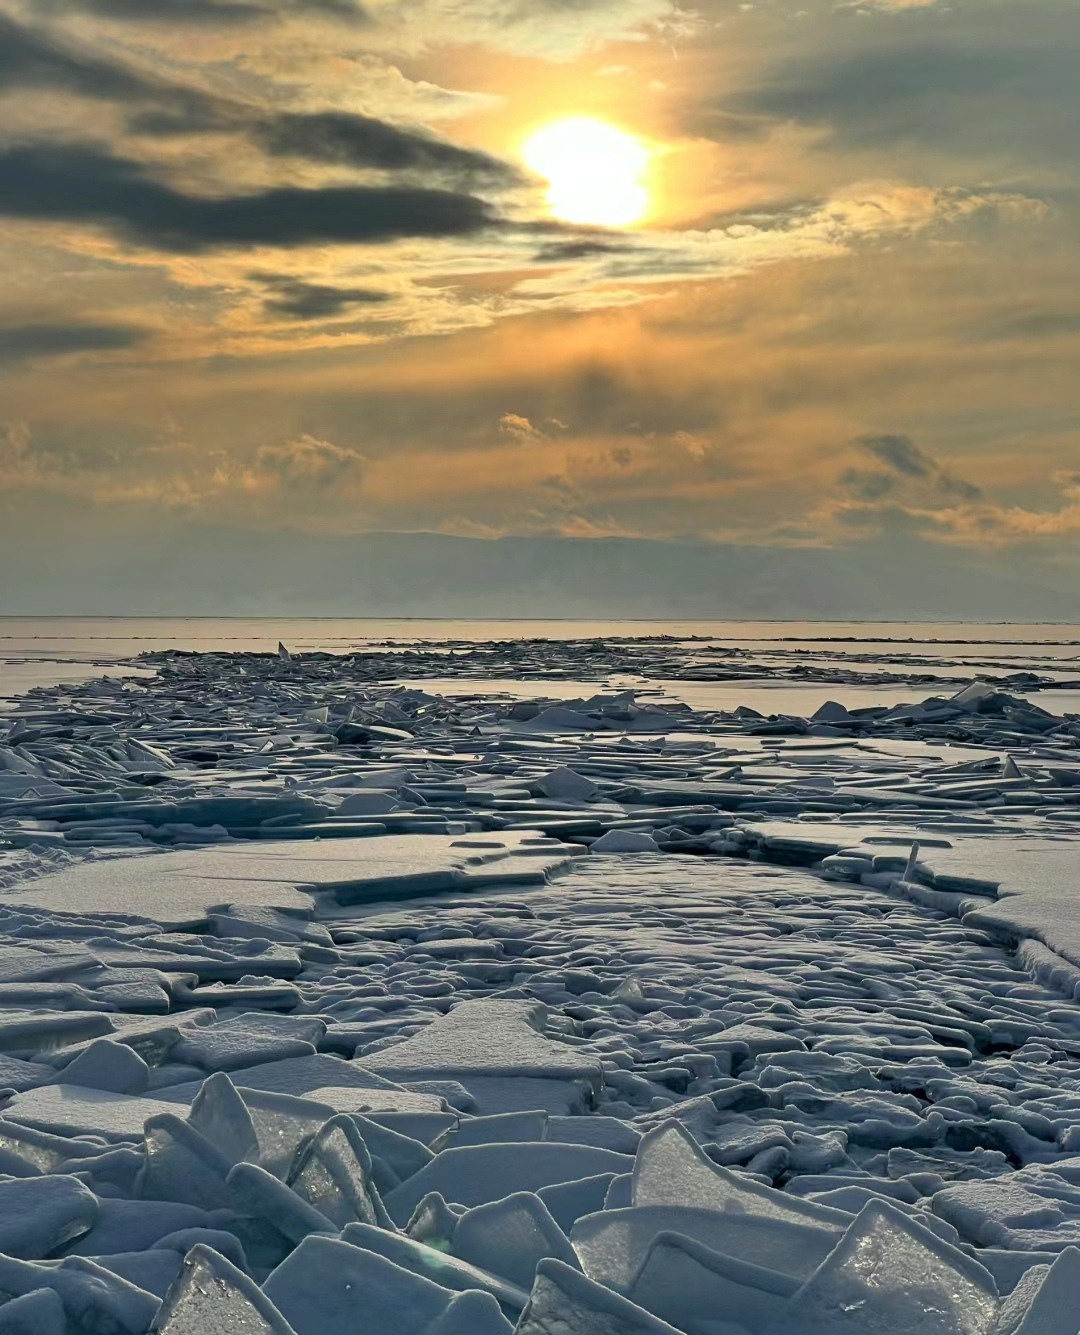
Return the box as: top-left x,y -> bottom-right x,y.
1,0 -> 1079,617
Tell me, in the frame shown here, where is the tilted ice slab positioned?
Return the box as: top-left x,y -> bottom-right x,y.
2,833 -> 579,928
767,1200 -> 1000,1335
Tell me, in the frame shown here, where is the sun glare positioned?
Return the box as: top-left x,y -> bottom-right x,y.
522,117 -> 650,228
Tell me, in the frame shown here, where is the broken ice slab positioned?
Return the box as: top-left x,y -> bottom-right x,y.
5,1085 -> 201,1141
138,1114 -> 236,1210
627,1230 -> 799,1335
0,1174 -> 98,1259
156,1053 -> 407,1105
767,1200 -> 999,1335
185,1073 -> 259,1166
263,1233 -> 493,1335
0,1287 -> 67,1335
383,1141 -> 634,1227
572,1205 -> 843,1294
633,1122 -> 851,1228
5,833 -> 579,927
236,1088 -> 352,1180
0,1253 -> 158,1335
285,1114 -> 386,1229
516,1258 -> 686,1335
362,998 -> 603,1115
152,1243 -> 299,1335
302,1087 -> 446,1115
226,1162 -> 337,1244
450,1191 -> 580,1290
916,838 -> 1080,977
340,1222 -> 529,1313
991,1246 -> 1080,1335
0,1009 -> 116,1054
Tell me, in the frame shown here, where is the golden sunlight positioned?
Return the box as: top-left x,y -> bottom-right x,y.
522,117 -> 650,228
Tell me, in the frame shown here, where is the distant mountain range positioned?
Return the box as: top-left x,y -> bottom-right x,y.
5,523 -> 1079,621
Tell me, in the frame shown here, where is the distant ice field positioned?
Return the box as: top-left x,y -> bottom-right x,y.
5,617 -> 1080,709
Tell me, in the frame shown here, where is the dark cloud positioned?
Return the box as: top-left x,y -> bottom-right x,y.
838,468 -> 894,502
0,15 -> 516,189
858,433 -> 933,479
129,103 -> 519,187
253,274 -> 392,319
0,13 -> 231,136
982,310 -> 1080,342
41,0 -> 365,25
254,112 -> 517,185
0,142 -> 499,251
729,12 -> 1080,164
533,238 -> 627,262
0,321 -> 147,363
853,434 -> 983,503
0,12 -> 174,103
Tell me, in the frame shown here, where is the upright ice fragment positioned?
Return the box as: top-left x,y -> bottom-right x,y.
627,1230 -> 799,1335
991,1246 -> 1080,1335
516,1258 -> 686,1335
633,1121 -> 849,1229
264,1235 -> 467,1335
451,1192 -> 580,1290
768,1200 -> 999,1335
285,1114 -> 387,1229
151,1243 -> 298,1335
138,1115 -> 235,1209
186,1073 -> 259,1166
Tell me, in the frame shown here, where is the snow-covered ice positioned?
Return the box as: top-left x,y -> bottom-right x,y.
0,635 -> 1079,1333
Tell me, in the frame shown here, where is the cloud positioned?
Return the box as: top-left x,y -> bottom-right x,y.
824,435 -> 1080,549
0,11 -> 189,104
39,0 -> 366,24
252,111 -> 517,184
364,0 -> 692,60
255,433 -> 367,487
0,14 -> 517,190
0,142 -> 500,251
253,274 -> 392,320
853,433 -> 982,501
726,8 -> 1080,167
0,321 -> 148,363
859,432 -> 933,478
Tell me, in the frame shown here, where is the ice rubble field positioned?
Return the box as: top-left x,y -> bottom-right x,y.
1,641 -> 1080,1331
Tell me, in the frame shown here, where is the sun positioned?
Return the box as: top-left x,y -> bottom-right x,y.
522,117 -> 650,229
